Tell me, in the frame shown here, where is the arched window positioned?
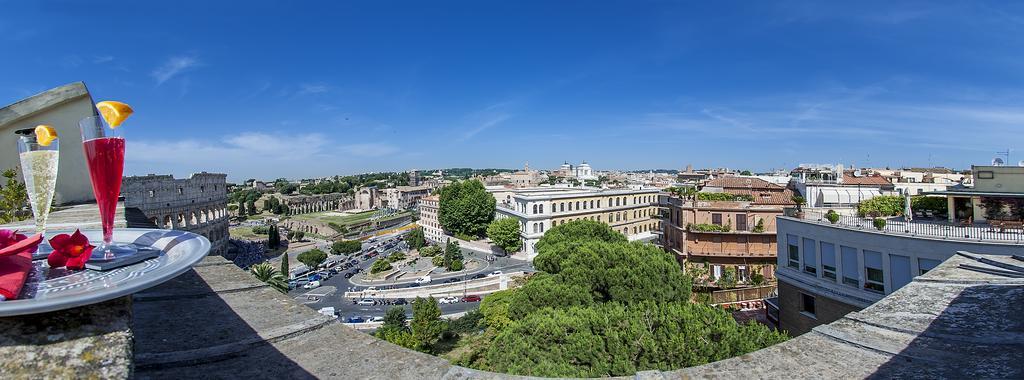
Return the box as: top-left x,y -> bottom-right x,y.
575,201 -> 580,210
560,203 -> 565,212
539,204 -> 544,213
597,215 -> 602,222
590,200 -> 595,208
616,198 -> 620,206
597,200 -> 602,208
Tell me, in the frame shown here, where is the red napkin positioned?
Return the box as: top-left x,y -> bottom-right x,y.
0,249 -> 32,300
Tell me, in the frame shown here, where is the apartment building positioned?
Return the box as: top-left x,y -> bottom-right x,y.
492,187 -> 661,259
661,176 -> 795,283
772,164 -> 1024,335
417,195 -> 445,243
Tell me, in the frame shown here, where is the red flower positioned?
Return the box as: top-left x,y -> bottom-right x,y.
47,230 -> 94,270
0,229 -> 41,256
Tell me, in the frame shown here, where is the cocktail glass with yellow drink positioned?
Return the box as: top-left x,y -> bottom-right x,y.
15,125 -> 59,258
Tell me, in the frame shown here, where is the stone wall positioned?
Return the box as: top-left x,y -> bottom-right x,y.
283,193 -> 353,215
777,278 -> 862,336
122,172 -> 229,254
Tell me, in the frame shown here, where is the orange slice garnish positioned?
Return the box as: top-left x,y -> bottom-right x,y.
34,125 -> 57,146
96,101 -> 133,128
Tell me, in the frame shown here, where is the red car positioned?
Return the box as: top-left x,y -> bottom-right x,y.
462,295 -> 482,302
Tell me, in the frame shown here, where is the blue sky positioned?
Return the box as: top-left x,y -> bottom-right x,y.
2,1 -> 1023,181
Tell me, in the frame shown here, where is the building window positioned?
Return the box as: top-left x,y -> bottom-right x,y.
568,202 -> 573,211
560,203 -> 565,212
148,190 -> 155,198
590,200 -> 594,208
801,293 -> 816,318
576,201 -> 581,210
787,234 -> 799,269
736,214 -> 747,231
864,250 -> 885,293
820,242 -> 837,281
890,254 -> 912,291
597,215 -> 602,222
616,198 -> 620,206
539,204 -> 544,213
919,258 -> 941,275
841,246 -> 859,287
712,213 -> 722,225
802,238 -> 817,275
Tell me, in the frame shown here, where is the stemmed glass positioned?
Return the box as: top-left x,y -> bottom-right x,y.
15,128 -> 59,259
79,115 -> 136,259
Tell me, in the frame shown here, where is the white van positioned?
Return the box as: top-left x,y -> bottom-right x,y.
415,275 -> 431,284
303,280 -> 321,289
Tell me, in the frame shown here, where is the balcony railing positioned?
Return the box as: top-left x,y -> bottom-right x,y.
790,209 -> 1024,244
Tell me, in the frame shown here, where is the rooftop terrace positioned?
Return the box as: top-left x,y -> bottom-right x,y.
2,205 -> 1022,378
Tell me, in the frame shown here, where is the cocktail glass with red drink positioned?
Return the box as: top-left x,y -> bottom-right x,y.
79,114 -> 136,259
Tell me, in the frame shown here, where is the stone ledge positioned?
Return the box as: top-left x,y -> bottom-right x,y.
0,296 -> 133,380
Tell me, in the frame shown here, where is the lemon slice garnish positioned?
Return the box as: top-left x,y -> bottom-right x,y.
34,125 -> 57,146
96,101 -> 133,128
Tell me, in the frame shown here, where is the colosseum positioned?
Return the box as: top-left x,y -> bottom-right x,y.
122,172 -> 230,255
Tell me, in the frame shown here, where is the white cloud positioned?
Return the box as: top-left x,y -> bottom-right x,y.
151,56 -> 200,85
339,143 -> 400,157
297,83 -> 329,95
126,131 -> 399,180
93,55 -> 114,64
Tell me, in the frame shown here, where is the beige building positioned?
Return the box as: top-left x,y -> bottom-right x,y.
662,176 -> 795,284
0,82 -> 99,204
417,195 -> 444,243
492,187 -> 661,259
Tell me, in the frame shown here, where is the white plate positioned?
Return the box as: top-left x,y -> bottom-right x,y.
0,228 -> 210,316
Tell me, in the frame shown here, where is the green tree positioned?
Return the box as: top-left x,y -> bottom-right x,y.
438,180 -> 495,238
419,245 -> 441,257
280,253 -> 290,278
443,240 -> 464,271
237,201 -> 247,217
297,249 -> 328,271
370,259 -> 393,274
485,302 -> 787,377
246,199 -> 257,215
382,306 -> 407,330
249,262 -> 288,293
858,195 -> 904,217
331,240 -> 362,255
0,168 -> 28,224
533,220 -> 627,274
411,297 -> 446,352
406,228 -> 426,250
718,267 -> 738,289
740,170 -> 753,176
486,218 -> 522,253
267,225 -> 281,248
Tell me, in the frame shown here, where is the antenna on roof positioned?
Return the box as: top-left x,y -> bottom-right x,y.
996,149 -> 1011,166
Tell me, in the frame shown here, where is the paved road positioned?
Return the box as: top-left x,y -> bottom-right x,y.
287,239 -> 533,321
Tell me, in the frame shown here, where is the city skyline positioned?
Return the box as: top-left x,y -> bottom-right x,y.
3,1 -> 1023,181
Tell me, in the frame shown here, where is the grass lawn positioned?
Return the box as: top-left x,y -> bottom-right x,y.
229,226 -> 267,240
290,210 -> 411,227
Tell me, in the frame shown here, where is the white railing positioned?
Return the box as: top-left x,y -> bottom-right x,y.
791,209 -> 1024,244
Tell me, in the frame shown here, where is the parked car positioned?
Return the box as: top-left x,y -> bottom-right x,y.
393,298 -> 408,305
343,273 -> 354,279
439,296 -> 459,304
303,281 -> 321,289
445,278 -> 460,284
309,274 -> 322,281
462,295 -> 482,302
356,299 -> 375,306
470,273 -> 486,279
486,271 -> 503,277
345,316 -> 365,323
369,316 -> 385,323
415,275 -> 431,284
